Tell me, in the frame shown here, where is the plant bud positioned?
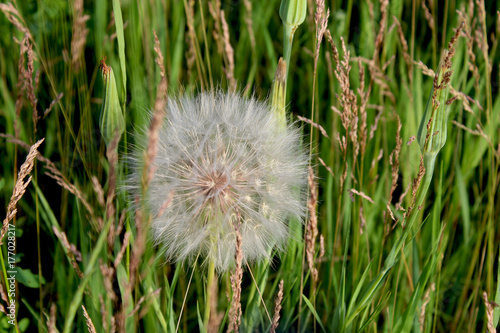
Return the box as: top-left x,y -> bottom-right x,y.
99,58 -> 125,147
279,0 -> 307,80
279,0 -> 307,29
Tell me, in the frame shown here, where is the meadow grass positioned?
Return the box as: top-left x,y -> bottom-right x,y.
0,0 -> 499,332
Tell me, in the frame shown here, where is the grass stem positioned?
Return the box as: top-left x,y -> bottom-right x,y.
203,259 -> 216,332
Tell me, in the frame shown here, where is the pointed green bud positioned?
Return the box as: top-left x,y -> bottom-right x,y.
279,0 -> 307,80
271,57 -> 287,130
99,58 -> 125,147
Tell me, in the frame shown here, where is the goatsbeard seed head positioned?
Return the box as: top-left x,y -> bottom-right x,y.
128,91 -> 308,271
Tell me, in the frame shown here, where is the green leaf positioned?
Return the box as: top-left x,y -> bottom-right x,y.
302,294 -> 326,332
111,0 -> 126,99
18,318 -> 29,332
15,267 -> 45,288
197,301 -> 206,333
62,217 -> 114,333
454,162 -> 471,243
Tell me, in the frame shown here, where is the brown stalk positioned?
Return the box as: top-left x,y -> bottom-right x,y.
99,295 -> 108,333
99,260 -> 117,302
43,92 -> 63,118
114,231 -> 131,270
207,279 -> 222,333
297,116 -> 330,139
405,155 -> 425,223
208,0 -> 223,57
153,30 -> 168,113
318,157 -> 334,177
373,0 -> 389,61
183,0 -> 205,88
482,291 -> 498,333
52,226 -> 83,278
47,303 -> 57,333
422,0 -> 435,31
419,283 -> 435,331
357,59 -> 370,158
82,305 -> 97,333
124,92 -> 166,328
14,33 -> 29,139
242,0 -> 256,49
25,34 -> 39,131
348,188 -> 374,204
227,224 -> 243,333
393,16 -> 412,69
0,283 -> 7,303
0,3 -> 31,38
220,10 -> 236,92
1,138 -> 44,244
71,0 -> 90,71
91,176 -> 105,208
305,167 -> 318,281
270,280 -> 284,333
387,116 -> 402,223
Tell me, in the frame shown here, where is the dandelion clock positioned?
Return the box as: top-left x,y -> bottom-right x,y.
128,90 -> 308,272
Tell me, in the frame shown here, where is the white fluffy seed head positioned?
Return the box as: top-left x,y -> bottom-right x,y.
128,91 -> 308,271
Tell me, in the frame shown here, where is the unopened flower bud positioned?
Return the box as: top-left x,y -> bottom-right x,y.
279,0 -> 307,29
99,58 -> 125,147
279,0 -> 307,80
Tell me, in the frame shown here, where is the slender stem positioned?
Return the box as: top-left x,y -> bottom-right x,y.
283,24 -> 293,81
35,162 -> 43,333
203,259 -> 216,331
245,262 -> 271,321
176,263 -> 197,333
198,0 -> 214,91
0,249 -> 20,333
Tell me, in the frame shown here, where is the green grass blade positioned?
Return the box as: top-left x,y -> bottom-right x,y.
62,217 -> 113,333
111,0 -> 127,100
302,294 -> 326,332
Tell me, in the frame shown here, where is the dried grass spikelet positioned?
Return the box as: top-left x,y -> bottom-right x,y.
0,3 -> 32,39
419,283 -> 435,331
71,0 -> 90,71
52,226 -> 83,278
305,166 -> 318,281
82,305 -> 97,333
1,138 -> 43,244
220,11 -> 236,92
128,91 -> 308,271
47,303 -> 57,333
482,291 -> 498,333
227,225 -> 243,333
270,280 -> 284,333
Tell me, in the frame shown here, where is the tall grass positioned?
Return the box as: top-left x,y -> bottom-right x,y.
0,0 -> 499,332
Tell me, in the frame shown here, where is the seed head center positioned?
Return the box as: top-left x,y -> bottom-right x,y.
201,170 -> 230,199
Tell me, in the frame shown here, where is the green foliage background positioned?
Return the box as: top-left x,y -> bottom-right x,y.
0,0 -> 499,332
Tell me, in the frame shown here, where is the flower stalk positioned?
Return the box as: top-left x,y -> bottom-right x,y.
204,258 -> 216,332
279,0 -> 306,80
271,57 -> 287,130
